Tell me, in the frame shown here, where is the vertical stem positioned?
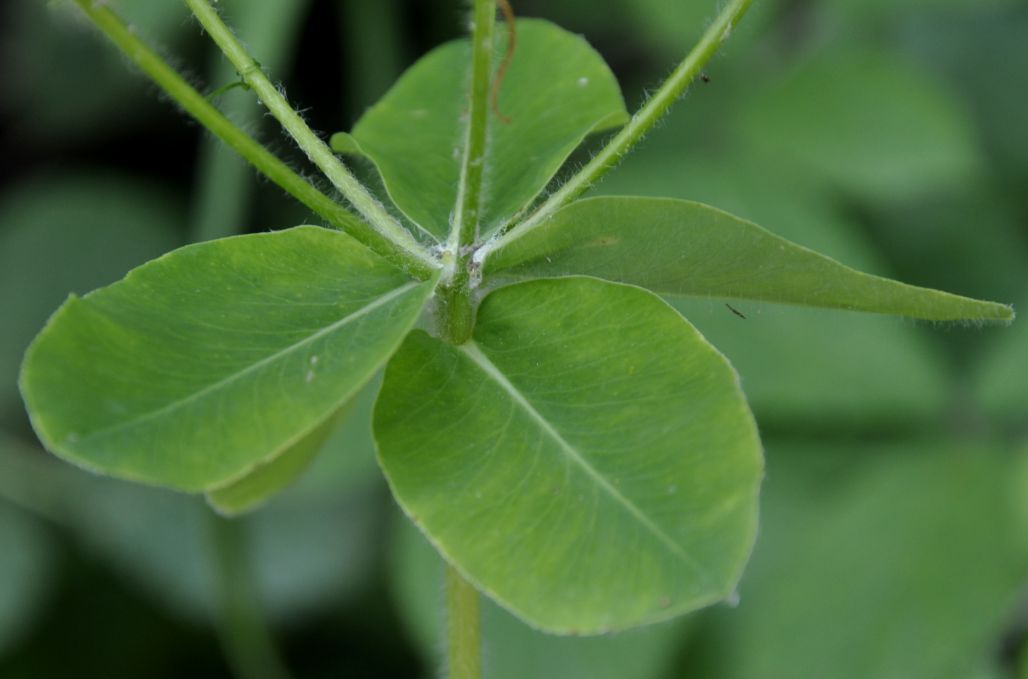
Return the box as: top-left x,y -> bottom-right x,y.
185,0 -> 438,273
211,515 -> 293,679
450,0 -> 497,252
477,0 -> 755,261
447,564 -> 482,679
438,0 -> 497,345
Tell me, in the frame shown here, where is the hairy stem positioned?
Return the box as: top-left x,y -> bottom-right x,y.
211,516 -> 293,679
191,0 -> 312,242
447,564 -> 482,679
69,0 -> 434,277
450,0 -> 497,253
438,0 -> 497,344
185,0 -> 438,274
477,0 -> 755,262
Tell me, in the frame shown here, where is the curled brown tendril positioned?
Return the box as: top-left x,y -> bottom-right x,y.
491,0 -> 517,124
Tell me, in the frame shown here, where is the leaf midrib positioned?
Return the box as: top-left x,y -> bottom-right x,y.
459,341 -> 713,585
72,281 -> 421,444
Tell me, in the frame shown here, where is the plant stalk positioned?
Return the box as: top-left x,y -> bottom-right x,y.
69,0 -> 435,277
211,515 -> 293,679
477,0 -> 755,263
450,0 -> 497,254
447,564 -> 482,679
185,0 -> 438,274
437,0 -> 497,344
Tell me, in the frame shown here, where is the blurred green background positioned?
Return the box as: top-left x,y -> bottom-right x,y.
1,0 -> 1026,677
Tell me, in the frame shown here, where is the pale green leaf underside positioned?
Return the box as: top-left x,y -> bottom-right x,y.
375,277 -> 763,633
205,398 -> 356,516
21,226 -> 433,492
334,18 -> 628,241
485,197 -> 1013,322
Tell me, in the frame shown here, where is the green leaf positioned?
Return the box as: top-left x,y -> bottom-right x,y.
686,442 -> 1028,679
205,401 -> 353,516
332,19 -> 628,241
375,277 -> 762,633
484,197 -> 1013,322
389,509 -> 687,679
737,48 -> 981,201
21,226 -> 434,492
205,371 -> 384,515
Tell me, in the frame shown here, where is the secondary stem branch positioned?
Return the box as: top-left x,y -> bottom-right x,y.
185,0 -> 438,274
447,564 -> 482,679
70,0 -> 435,277
479,0 -> 755,260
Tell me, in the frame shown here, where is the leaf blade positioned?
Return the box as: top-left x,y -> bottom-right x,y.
339,19 -> 628,240
484,197 -> 1013,322
375,277 -> 763,633
21,226 -> 434,491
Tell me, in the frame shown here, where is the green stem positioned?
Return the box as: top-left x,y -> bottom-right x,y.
191,0 -> 312,242
185,0 -> 438,274
447,564 -> 482,679
70,0 -> 434,278
450,0 -> 497,254
211,515 -> 293,679
438,0 -> 497,344
477,0 -> 755,262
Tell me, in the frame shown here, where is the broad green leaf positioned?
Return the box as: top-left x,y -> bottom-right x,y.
685,442 -> 1028,679
376,277 -> 762,633
0,504 -> 54,657
485,197 -> 1013,322
332,19 -> 628,240
389,510 -> 687,679
21,226 -> 434,492
0,175 -> 182,425
737,48 -> 980,201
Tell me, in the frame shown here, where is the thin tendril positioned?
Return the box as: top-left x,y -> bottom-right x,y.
490,0 -> 517,124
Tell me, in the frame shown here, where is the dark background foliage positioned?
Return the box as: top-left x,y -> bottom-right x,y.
0,1 -> 1025,677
